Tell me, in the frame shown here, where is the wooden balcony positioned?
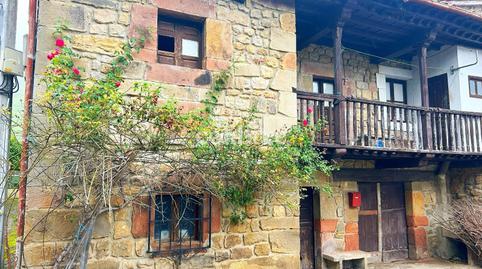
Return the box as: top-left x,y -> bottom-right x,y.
296,90 -> 482,160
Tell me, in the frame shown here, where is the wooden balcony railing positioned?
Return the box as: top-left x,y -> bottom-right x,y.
296,90 -> 482,154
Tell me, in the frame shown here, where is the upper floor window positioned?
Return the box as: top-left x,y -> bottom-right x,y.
148,193 -> 211,255
313,78 -> 334,94
158,13 -> 204,69
386,78 -> 407,104
469,76 -> 482,98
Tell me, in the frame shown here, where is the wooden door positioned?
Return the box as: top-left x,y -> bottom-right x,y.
381,182 -> 408,262
428,73 -> 450,109
300,188 -> 315,269
358,182 -> 379,252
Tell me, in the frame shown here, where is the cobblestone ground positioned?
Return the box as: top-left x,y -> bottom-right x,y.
369,259 -> 479,269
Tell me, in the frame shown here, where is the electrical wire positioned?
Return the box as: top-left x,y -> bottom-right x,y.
342,46 -> 447,71
0,75 -> 19,97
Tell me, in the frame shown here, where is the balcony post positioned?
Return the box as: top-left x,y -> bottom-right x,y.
334,24 -> 347,145
418,46 -> 433,150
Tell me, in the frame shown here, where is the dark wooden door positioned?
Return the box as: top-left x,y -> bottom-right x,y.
428,73 -> 450,109
381,182 -> 408,262
358,182 -> 379,252
300,188 -> 315,269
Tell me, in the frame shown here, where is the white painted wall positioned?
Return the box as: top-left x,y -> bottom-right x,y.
376,45 -> 482,113
453,46 -> 482,112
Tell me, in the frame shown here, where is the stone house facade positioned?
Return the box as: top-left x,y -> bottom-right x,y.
24,0 -> 482,268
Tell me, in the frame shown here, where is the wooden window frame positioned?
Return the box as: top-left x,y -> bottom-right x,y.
469,76 -> 482,99
386,78 -> 408,104
147,193 -> 212,255
158,13 -> 204,69
313,77 -> 335,95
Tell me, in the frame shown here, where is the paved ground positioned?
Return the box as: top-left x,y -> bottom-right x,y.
369,259 -> 480,269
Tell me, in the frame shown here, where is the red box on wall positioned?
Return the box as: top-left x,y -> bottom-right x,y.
349,192 -> 361,208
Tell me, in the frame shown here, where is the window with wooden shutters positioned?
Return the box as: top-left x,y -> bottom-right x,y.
158,14 -> 203,69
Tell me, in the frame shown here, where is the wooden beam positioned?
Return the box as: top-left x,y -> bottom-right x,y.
419,46 -> 432,150
333,1 -> 355,145
333,168 -> 437,182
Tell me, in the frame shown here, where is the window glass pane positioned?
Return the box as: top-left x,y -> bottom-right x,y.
470,79 -> 477,95
181,39 -> 199,58
154,195 -> 172,241
312,81 -> 320,93
158,35 -> 175,52
393,83 -> 404,102
179,196 -> 201,240
386,82 -> 392,101
477,80 -> 482,96
323,82 -> 334,95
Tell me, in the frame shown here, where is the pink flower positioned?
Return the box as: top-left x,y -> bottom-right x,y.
53,48 -> 60,56
56,39 -> 65,47
115,81 -> 121,88
47,53 -> 54,60
307,107 -> 313,114
302,119 -> 308,126
72,67 -> 80,76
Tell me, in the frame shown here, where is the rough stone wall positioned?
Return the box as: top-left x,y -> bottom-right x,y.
297,45 -> 379,100
449,168 -> 482,202
25,0 -> 300,268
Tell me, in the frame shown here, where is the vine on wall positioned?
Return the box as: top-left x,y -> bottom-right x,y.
29,26 -> 334,267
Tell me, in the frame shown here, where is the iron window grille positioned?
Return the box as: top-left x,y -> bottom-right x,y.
147,193 -> 212,255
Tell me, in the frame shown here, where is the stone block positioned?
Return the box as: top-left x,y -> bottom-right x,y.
315,219 -> 338,233
25,209 -> 80,243
95,239 -> 110,258
215,250 -> 230,262
301,61 -> 334,78
112,239 -> 134,257
345,222 -> 358,234
270,28 -> 296,52
132,197 -> 149,238
225,234 -> 242,248
154,259 -> 175,269
260,217 -> 298,230
281,52 -> 297,70
154,0 -> 215,18
270,69 -> 297,92
87,258 -> 120,269
280,13 -> 296,33
135,239 -> 147,257
227,221 -> 250,233
407,215 -> 429,227
93,212 -> 111,238
212,234 -> 224,249
262,114 -> 296,137
26,187 -> 63,210
71,34 -> 123,56
406,190 -> 426,217
344,207 -> 358,223
344,233 -> 359,251
205,19 -> 233,60
254,243 -> 271,256
231,246 -> 253,259
269,230 -> 300,253
24,242 -> 60,266
114,221 -> 130,239
72,0 -> 118,8
94,9 -> 117,23
247,254 -> 300,268
244,232 -> 268,245
234,63 -> 260,77
38,1 -> 86,32
129,4 -> 158,53
278,91 -> 297,117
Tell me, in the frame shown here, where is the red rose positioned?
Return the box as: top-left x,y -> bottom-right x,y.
307,107 -> 313,113
115,81 -> 121,87
303,119 -> 308,126
47,53 -> 54,60
56,39 -> 65,47
72,67 -> 80,76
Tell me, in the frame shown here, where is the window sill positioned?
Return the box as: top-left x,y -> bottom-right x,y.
146,63 -> 212,88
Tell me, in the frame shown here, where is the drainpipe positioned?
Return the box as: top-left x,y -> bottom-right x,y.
450,50 -> 479,74
15,0 -> 37,267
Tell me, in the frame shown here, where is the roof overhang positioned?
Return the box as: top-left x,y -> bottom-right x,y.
296,0 -> 482,60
